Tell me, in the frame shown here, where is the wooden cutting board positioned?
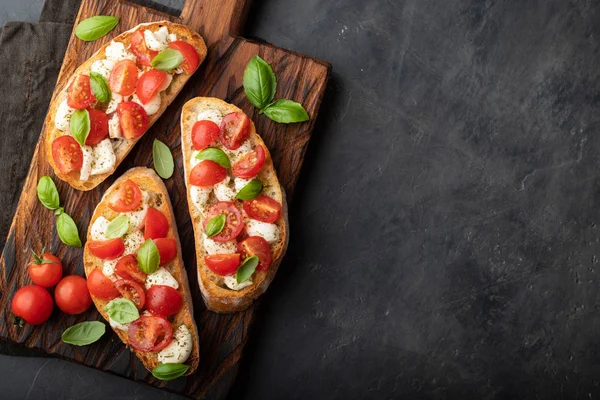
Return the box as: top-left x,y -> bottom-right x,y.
0,0 -> 330,398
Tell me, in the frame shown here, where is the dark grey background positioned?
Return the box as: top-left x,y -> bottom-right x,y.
3,0 -> 600,399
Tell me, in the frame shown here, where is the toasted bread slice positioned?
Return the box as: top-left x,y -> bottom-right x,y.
83,167 -> 200,374
181,97 -> 289,313
46,21 -> 207,191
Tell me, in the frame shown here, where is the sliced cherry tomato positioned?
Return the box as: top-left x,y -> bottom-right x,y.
168,41 -> 199,74
205,254 -> 241,276
85,108 -> 109,145
154,238 -> 177,265
115,255 -> 147,284
189,160 -> 227,187
87,269 -> 120,300
28,251 -> 62,288
128,315 -> 173,351
136,69 -> 167,104
115,279 -> 146,310
232,145 -> 266,179
144,208 -> 169,240
54,276 -> 92,315
130,31 -> 159,67
146,285 -> 182,317
108,179 -> 143,212
88,238 -> 125,260
52,136 -> 83,174
117,101 -> 148,139
109,60 -> 138,96
67,74 -> 96,109
220,112 -> 250,150
11,285 -> 53,325
238,236 -> 272,271
243,195 -> 282,223
192,120 -> 221,150
204,202 -> 244,242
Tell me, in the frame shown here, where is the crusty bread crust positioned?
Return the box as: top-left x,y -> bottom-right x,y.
83,167 -> 200,374
46,22 -> 207,191
181,97 -> 289,313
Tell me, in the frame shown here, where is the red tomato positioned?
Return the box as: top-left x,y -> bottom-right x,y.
146,285 -> 182,317
54,276 -> 92,315
109,60 -> 138,96
108,179 -> 142,212
232,145 -> 266,179
88,238 -> 125,260
144,208 -> 169,240
115,255 -> 147,284
136,69 -> 167,104
87,269 -> 120,300
204,202 -> 244,242
115,279 -> 146,310
28,251 -> 62,288
67,74 -> 96,109
167,41 -> 200,74
52,136 -> 83,174
154,238 -> 177,265
189,160 -> 227,187
204,254 -> 241,276
220,112 -> 250,150
238,236 -> 272,271
11,285 -> 53,325
117,101 -> 148,139
130,31 -> 158,67
243,195 -> 282,223
128,315 -> 172,351
85,109 -> 109,145
192,120 -> 221,150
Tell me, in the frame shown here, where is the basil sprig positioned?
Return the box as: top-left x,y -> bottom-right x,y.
62,321 -> 105,346
70,109 -> 91,146
37,176 -> 60,210
137,239 -> 160,274
236,256 -> 259,283
153,139 -> 174,179
152,363 -> 190,381
104,298 -> 139,324
90,72 -> 111,103
36,176 -> 82,248
236,179 -> 263,200
195,148 -> 231,168
151,48 -> 183,72
56,211 -> 82,247
105,215 -> 129,239
243,55 -> 309,123
75,16 -> 120,42
206,214 -> 226,237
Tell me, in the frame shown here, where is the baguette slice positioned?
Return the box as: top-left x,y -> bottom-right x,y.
46,21 -> 207,191
181,97 -> 289,313
83,167 -> 200,374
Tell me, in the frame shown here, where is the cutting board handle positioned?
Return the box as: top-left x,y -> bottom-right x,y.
179,0 -> 252,44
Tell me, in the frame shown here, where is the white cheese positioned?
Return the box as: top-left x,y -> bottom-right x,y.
224,141 -> 253,163
246,220 -> 280,244
131,93 -> 161,116
196,109 -> 223,125
167,33 -> 177,43
91,139 -> 116,175
157,325 -> 193,364
108,113 -> 121,138
123,230 -> 145,255
234,177 -> 252,192
223,275 -> 253,291
79,145 -> 94,181
102,259 -> 118,281
105,93 -> 124,114
158,73 -> 173,92
145,267 -> 179,290
214,175 -> 236,202
105,41 -> 136,62
144,27 -> 169,51
90,59 -> 115,80
203,235 -> 237,255
109,318 -> 130,331
190,150 -> 202,168
124,207 -> 148,233
190,186 -> 211,213
55,100 -> 74,131
90,216 -> 110,240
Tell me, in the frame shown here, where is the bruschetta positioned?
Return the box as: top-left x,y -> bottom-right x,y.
46,21 -> 207,190
83,167 -> 199,374
181,97 -> 289,313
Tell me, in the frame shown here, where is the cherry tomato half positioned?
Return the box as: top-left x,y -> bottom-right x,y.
204,201 -> 244,242
220,112 -> 250,150
232,145 -> 266,179
128,315 -> 173,352
109,60 -> 138,96
117,101 -> 148,139
144,208 -> 169,240
243,195 -> 282,223
115,279 -> 146,310
204,254 -> 241,276
85,109 -> 109,145
189,160 -> 227,187
52,136 -> 83,174
108,179 -> 143,212
130,31 -> 158,67
136,69 -> 167,104
87,269 -> 120,300
11,285 -> 53,325
115,255 -> 147,284
167,41 -> 200,74
146,285 -> 182,317
154,238 -> 177,265
28,251 -> 62,288
54,276 -> 92,315
238,236 -> 272,271
192,120 -> 221,150
67,74 -> 96,109
88,238 -> 125,260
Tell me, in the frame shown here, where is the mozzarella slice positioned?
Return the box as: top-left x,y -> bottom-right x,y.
108,113 -> 121,138
91,139 -> 116,175
223,275 -> 253,291
234,177 -> 252,192
158,73 -> 173,92
124,208 -> 147,233
105,93 -> 124,114
80,145 -> 94,181
123,230 -> 145,255
246,220 -> 280,244
214,176 -> 236,201
197,109 -> 223,125
190,150 -> 202,168
131,93 -> 161,116
90,216 -> 110,240
190,186 -> 211,213
157,325 -> 193,364
144,27 -> 169,51
55,100 -> 74,131
109,318 -> 130,331
90,59 -> 115,80
224,141 -> 253,163
145,267 -> 179,290
203,235 -> 237,255
105,41 -> 136,62
102,259 -> 118,281
167,33 -> 177,43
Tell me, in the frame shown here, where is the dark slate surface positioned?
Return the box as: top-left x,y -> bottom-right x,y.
2,0 -> 600,399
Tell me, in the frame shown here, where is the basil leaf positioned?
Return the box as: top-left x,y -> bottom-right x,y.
75,16 -> 120,42
243,55 -> 277,110
70,109 -> 90,146
151,48 -> 183,72
152,363 -> 189,381
235,179 -> 263,200
195,148 -> 231,168
205,214 -> 226,237
105,215 -> 129,239
56,212 -> 82,247
37,176 -> 60,210
89,72 -> 111,103
263,99 -> 309,123
153,139 -> 174,179
137,239 -> 160,274
104,298 -> 139,324
236,256 -> 259,283
62,321 -> 105,346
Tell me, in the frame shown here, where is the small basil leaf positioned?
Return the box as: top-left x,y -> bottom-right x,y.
243,55 -> 277,110
104,298 -> 139,324
152,363 -> 190,381
153,139 -> 174,179
105,215 -> 129,239
70,109 -> 91,146
236,256 -> 259,284
62,321 -> 105,346
151,48 -> 183,72
262,99 -> 309,123
56,212 -> 82,247
235,179 -> 263,200
75,16 -> 120,42
137,239 -> 160,274
205,214 -> 226,237
89,72 -> 111,103
37,176 -> 60,210
195,148 -> 231,168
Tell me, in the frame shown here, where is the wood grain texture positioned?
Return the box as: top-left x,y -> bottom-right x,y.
0,0 -> 330,398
